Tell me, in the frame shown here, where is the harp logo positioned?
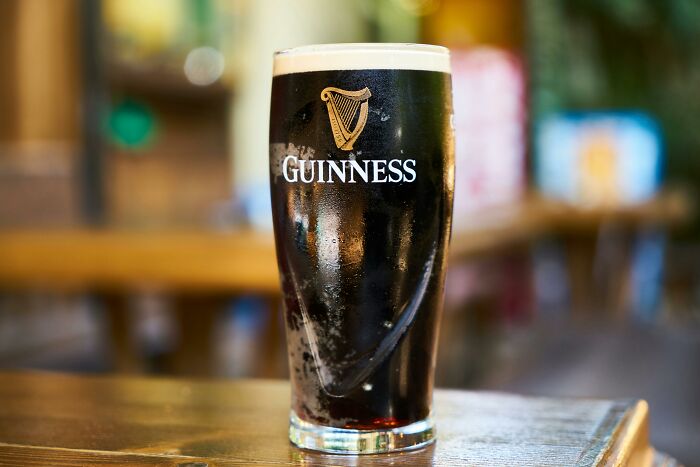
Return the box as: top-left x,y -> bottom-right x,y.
321,86 -> 371,150
278,85 -> 417,184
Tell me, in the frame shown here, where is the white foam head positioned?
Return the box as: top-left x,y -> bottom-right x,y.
273,43 -> 450,77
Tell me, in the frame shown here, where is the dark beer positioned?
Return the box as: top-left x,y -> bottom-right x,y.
269,44 -> 453,453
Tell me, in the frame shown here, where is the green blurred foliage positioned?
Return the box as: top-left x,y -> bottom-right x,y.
108,99 -> 157,150
528,0 -> 700,183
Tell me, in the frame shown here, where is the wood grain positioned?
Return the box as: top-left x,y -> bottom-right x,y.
0,371 -> 664,466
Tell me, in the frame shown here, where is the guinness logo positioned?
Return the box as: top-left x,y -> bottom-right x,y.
321,86 -> 372,150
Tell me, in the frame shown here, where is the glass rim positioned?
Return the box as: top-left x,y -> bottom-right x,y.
272,43 -> 451,76
274,43 -> 449,57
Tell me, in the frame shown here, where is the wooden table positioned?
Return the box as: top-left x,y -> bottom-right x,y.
0,372 -> 678,466
0,191 -> 691,374
0,229 -> 279,294
0,230 -> 281,375
0,191 -> 690,292
449,189 -> 691,259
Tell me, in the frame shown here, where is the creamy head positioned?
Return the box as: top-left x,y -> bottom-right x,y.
273,43 -> 451,76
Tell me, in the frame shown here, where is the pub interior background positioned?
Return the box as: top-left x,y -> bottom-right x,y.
0,0 -> 699,464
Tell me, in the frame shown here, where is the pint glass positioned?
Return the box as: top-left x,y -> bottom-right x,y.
269,44 -> 454,454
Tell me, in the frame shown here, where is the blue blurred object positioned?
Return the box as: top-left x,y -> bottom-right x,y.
535,112 -> 663,205
221,295 -> 272,377
237,183 -> 273,230
629,229 -> 666,324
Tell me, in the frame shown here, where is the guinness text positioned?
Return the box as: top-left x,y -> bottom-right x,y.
282,155 -> 416,184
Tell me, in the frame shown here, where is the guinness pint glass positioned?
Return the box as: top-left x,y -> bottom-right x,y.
269,44 -> 454,454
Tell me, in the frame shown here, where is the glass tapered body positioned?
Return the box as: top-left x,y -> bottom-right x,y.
269,44 -> 454,454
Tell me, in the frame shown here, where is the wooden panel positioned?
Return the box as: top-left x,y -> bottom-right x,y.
0,144 -> 80,226
0,2 -> 18,141
0,372 -> 661,466
105,96 -> 231,227
0,0 -> 82,225
14,0 -> 80,142
0,0 -> 81,142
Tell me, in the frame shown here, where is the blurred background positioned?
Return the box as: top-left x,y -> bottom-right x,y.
0,0 -> 699,463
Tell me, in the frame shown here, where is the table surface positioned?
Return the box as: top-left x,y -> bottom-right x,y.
0,371 -> 674,467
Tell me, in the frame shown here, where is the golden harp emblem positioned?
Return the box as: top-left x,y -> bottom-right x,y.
320,86 -> 372,150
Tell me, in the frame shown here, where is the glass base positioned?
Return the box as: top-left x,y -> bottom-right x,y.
289,411 -> 435,454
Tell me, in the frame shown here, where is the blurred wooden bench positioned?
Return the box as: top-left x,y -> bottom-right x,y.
0,371 -> 679,466
0,190 -> 690,375
0,192 -> 688,290
0,229 -> 281,375
0,229 -> 279,293
449,189 -> 690,259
